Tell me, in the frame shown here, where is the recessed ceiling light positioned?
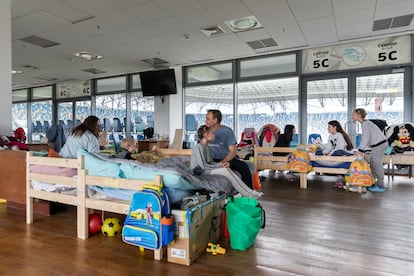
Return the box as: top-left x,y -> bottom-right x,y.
12,70 -> 22,74
225,16 -> 263,32
73,51 -> 103,61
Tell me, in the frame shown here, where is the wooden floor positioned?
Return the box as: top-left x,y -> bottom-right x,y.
1,172 -> 414,275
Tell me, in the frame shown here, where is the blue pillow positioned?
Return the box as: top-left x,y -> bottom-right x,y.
78,150 -> 122,178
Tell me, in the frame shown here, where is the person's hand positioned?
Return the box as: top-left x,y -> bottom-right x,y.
220,161 -> 230,168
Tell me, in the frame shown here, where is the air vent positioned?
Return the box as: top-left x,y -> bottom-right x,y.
19,35 -> 60,48
81,68 -> 107,74
391,14 -> 414,28
246,38 -> 278,50
373,14 -> 413,31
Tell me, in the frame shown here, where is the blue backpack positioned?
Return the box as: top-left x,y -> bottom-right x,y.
122,186 -> 174,250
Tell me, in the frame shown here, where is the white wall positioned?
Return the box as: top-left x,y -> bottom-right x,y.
0,0 -> 12,135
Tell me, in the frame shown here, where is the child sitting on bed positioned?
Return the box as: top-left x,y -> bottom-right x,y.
190,125 -> 263,198
321,120 -> 354,156
113,138 -> 136,160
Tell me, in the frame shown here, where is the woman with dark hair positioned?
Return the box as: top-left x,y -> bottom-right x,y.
322,120 -> 354,156
273,124 -> 295,156
59,115 -> 102,158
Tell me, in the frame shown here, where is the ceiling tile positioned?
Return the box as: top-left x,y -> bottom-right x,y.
375,1 -> 414,19
304,29 -> 337,45
178,10 -> 222,30
106,0 -> 148,8
242,0 -> 290,14
65,0 -> 117,17
11,1 -> 36,19
206,1 -> 251,21
332,0 -> 376,14
154,0 -> 203,16
275,33 -> 308,49
288,0 -> 333,21
235,28 -> 272,42
299,16 -> 336,32
12,11 -> 70,39
126,2 -> 171,22
46,3 -> 93,23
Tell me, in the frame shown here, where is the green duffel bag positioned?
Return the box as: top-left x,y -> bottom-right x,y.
225,197 -> 265,251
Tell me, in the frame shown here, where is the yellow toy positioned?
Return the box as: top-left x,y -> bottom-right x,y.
206,242 -> 226,255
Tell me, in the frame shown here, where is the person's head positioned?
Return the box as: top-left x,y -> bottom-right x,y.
197,125 -> 214,143
327,120 -> 343,134
283,124 -> 295,141
328,120 -> 354,150
72,115 -> 101,138
205,109 -> 222,128
352,108 -> 367,122
120,138 -> 136,152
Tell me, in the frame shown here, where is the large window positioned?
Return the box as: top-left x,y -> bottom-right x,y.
237,77 -> 299,141
356,73 -> 404,127
239,54 -> 296,78
131,92 -> 154,134
96,76 -> 126,93
96,94 -> 127,133
31,101 -> 52,142
186,62 -> 232,84
307,78 -> 348,143
12,89 -> 28,132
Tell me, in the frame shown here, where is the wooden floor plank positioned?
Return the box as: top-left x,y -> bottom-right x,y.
0,172 -> 414,275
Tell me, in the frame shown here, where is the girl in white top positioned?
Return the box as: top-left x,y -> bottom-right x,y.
190,125 -> 262,198
322,120 -> 354,156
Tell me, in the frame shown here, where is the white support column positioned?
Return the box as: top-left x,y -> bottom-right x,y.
0,0 -> 12,135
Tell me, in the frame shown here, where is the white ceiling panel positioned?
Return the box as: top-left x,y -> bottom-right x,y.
177,10 -> 222,30
11,1 -> 36,20
206,1 -> 252,21
65,0 -> 117,17
375,1 -> 414,19
154,0 -> 203,16
242,0 -> 290,14
10,0 -> 414,88
332,0 -> 376,14
299,16 -> 336,33
126,2 -> 171,22
46,3 -> 91,23
288,0 -> 333,21
235,29 -> 272,42
304,29 -> 338,45
106,0 -> 149,9
275,33 -> 308,49
12,11 -> 70,39
14,0 -> 63,10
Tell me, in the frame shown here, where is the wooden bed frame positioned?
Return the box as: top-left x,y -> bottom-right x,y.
253,145 -> 375,192
26,152 -> 165,260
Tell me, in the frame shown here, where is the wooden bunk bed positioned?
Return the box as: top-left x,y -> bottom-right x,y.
26,152 -> 165,260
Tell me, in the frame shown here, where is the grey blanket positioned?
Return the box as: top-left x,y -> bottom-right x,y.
90,153 -> 234,193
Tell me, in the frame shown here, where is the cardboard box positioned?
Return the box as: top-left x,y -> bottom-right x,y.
167,195 -> 224,265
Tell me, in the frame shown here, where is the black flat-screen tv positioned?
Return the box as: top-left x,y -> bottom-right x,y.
140,69 -> 177,97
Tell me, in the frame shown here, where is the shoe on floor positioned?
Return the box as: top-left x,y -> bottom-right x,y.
367,185 -> 385,193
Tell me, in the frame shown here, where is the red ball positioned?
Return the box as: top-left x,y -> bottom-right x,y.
89,213 -> 103,235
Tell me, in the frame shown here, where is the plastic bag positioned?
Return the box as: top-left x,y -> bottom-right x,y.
225,197 -> 265,251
